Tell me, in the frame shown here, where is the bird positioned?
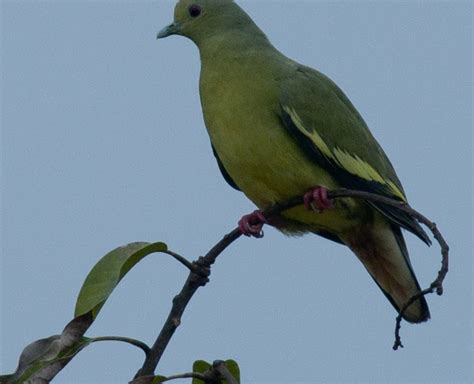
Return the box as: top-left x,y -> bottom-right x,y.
157,0 -> 431,323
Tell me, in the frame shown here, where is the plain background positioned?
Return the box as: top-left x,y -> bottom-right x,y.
1,1 -> 472,383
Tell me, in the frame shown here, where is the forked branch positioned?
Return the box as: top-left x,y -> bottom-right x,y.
136,188 -> 448,378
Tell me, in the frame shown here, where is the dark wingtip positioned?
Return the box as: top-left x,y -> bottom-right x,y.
415,222 -> 432,247
402,294 -> 431,324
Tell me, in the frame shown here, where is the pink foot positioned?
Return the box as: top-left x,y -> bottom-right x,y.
238,210 -> 267,238
303,186 -> 334,212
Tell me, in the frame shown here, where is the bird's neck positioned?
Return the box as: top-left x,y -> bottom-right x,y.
190,7 -> 277,62
198,30 -> 278,65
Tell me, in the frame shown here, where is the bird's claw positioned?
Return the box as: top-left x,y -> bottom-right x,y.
238,210 -> 266,238
304,186 -> 334,212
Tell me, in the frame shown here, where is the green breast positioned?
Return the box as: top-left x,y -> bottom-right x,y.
198,53 -> 366,234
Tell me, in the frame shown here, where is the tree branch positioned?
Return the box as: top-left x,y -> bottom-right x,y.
211,360 -> 238,384
150,361 -> 238,384
136,188 -> 448,378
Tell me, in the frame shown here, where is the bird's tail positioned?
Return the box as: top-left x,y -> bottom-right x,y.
343,217 -> 430,323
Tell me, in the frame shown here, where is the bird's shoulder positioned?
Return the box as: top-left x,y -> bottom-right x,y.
278,63 -> 405,198
277,63 -> 431,244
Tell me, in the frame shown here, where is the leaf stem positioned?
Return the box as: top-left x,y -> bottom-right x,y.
91,336 -> 150,356
163,250 -> 196,271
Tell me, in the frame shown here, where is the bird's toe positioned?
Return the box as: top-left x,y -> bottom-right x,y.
303,186 -> 334,212
238,210 -> 266,238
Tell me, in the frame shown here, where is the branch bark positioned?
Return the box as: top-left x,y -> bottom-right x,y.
136,188 -> 449,377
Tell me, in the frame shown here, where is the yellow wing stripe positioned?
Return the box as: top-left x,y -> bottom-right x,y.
283,105 -> 406,201
387,181 -> 405,201
284,105 -> 333,158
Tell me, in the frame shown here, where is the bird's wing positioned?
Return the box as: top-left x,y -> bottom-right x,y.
279,65 -> 430,245
212,144 -> 241,191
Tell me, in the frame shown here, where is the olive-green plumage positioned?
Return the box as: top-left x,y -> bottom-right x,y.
158,0 -> 430,323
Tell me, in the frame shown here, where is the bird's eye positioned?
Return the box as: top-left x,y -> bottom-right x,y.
188,4 -> 202,18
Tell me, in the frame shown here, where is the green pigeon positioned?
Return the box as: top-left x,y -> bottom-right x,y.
157,0 -> 430,323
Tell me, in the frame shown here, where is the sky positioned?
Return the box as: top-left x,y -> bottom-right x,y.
1,1 -> 472,383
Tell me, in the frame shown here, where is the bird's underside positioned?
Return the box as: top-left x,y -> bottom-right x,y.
212,141 -> 430,324
158,0 -> 431,323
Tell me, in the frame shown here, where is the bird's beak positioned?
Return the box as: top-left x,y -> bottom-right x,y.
157,22 -> 181,39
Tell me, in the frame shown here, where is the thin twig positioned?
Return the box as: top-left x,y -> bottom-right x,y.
136,188 -> 448,377
391,215 -> 449,350
90,336 -> 151,356
156,372 -> 207,382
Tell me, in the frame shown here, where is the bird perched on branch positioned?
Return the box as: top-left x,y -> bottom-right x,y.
157,0 -> 431,323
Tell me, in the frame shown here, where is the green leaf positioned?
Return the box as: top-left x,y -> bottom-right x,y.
4,315 -> 96,383
7,335 -> 92,383
192,360 -> 211,384
224,360 -> 240,383
74,242 -> 168,319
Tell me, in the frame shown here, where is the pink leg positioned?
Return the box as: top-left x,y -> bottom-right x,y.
303,186 -> 334,212
238,210 -> 267,238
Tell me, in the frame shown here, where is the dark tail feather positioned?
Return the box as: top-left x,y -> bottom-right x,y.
389,225 -> 430,323
368,201 -> 432,246
345,221 -> 430,323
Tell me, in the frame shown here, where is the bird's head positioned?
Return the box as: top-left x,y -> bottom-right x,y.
157,0 -> 264,46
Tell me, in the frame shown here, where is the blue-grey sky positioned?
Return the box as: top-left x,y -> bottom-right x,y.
1,1 -> 472,383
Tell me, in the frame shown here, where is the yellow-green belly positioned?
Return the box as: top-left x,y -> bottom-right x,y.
203,97 -> 366,236
199,55 -> 369,236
